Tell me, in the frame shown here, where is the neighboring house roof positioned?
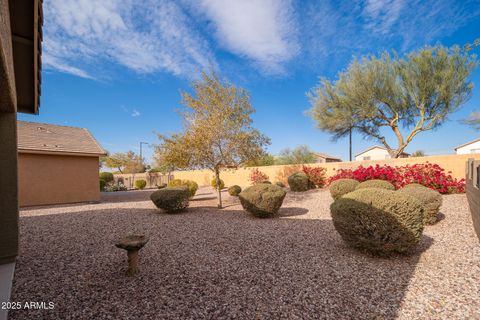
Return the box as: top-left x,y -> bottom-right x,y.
17,121 -> 107,156
10,0 -> 43,114
314,152 -> 342,161
454,138 -> 480,151
355,145 -> 410,157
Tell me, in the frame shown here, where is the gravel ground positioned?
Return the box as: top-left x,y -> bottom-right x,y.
9,187 -> 480,319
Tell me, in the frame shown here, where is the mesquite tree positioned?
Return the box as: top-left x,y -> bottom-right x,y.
308,46 -> 477,158
155,71 -> 270,208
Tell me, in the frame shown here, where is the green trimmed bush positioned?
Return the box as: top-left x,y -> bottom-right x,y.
261,181 -> 272,184
228,185 -> 242,196
398,185 -> 442,225
275,181 -> 286,188
99,178 -> 106,191
167,179 -> 198,198
99,172 -> 114,184
356,179 -> 395,190
239,184 -> 286,218
403,183 -> 426,189
135,179 -> 147,190
329,179 -> 360,200
288,172 -> 310,192
156,183 -> 167,189
330,188 -> 424,255
150,187 -> 190,213
211,178 -> 225,190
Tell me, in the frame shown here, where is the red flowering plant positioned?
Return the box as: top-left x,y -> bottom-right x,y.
249,168 -> 269,185
327,162 -> 465,194
302,166 -> 327,188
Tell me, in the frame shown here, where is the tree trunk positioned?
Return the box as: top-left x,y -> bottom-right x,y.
214,168 -> 223,209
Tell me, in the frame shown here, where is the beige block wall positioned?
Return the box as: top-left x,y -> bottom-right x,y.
18,153 -> 101,206
173,154 -> 480,188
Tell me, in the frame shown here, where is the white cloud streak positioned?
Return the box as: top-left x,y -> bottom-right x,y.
193,0 -> 299,74
43,0 -> 215,78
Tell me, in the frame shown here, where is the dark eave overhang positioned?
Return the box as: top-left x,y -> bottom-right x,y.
9,0 -> 42,114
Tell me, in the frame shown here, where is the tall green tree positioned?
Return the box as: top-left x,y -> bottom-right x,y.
104,151 -> 145,173
308,45 -> 477,158
155,71 -> 270,208
275,145 -> 317,165
243,153 -> 275,167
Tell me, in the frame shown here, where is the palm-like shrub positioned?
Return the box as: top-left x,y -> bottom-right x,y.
398,185 -> 442,225
150,187 -> 190,213
330,188 -> 424,255
239,184 -> 286,218
329,179 -> 359,200
228,185 -> 242,196
167,179 -> 198,198
288,172 -> 310,192
356,179 -> 395,190
135,179 -> 147,190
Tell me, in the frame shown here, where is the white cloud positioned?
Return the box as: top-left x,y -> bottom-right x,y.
43,0 -> 216,78
131,109 -> 141,117
363,0 -> 406,34
193,0 -> 299,73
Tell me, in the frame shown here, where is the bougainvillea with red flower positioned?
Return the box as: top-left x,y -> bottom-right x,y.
302,166 -> 327,188
327,162 -> 464,194
249,168 -> 269,185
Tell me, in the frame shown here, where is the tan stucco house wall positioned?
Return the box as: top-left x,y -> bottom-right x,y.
18,153 -> 101,207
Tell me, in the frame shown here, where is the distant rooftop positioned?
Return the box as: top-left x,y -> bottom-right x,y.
17,121 -> 106,156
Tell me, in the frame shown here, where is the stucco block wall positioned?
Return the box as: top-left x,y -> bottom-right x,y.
173,154 -> 480,187
18,153 -> 100,206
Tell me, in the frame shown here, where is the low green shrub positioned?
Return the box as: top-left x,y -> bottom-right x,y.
156,183 -> 167,189
105,184 -> 128,192
288,172 -> 310,192
239,184 -> 286,218
99,172 -> 114,184
330,188 -> 424,255
275,181 -> 286,188
356,179 -> 395,190
135,179 -> 147,190
99,178 -> 106,191
398,185 -> 442,225
211,178 -> 225,190
403,183 -> 426,189
329,179 -> 359,200
261,181 -> 272,184
228,185 -> 242,196
150,187 -> 190,213
167,179 -> 198,198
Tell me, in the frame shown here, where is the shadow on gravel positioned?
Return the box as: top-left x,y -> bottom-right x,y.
12,206 -> 431,320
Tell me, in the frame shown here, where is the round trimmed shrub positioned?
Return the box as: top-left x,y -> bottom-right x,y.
167,179 -> 198,198
398,186 -> 442,225
135,179 -> 147,190
239,184 -> 287,218
403,183 -> 426,189
157,183 -> 167,189
356,179 -> 395,190
211,178 -> 225,190
99,178 -> 106,191
261,181 -> 272,184
99,172 -> 114,184
228,185 -> 242,196
330,188 -> 424,255
150,187 -> 190,213
288,172 -> 310,192
329,179 -> 360,200
275,181 -> 286,188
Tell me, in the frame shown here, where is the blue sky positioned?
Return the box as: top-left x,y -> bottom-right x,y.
19,0 -> 480,164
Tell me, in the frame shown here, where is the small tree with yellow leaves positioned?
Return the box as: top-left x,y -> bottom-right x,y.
155,71 -> 270,208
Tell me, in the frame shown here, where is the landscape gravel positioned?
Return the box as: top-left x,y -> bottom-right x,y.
9,188 -> 480,319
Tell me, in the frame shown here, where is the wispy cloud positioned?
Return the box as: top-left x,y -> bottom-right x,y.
131,109 -> 141,117
362,0 -> 406,34
192,0 -> 299,74
43,0 -> 215,78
